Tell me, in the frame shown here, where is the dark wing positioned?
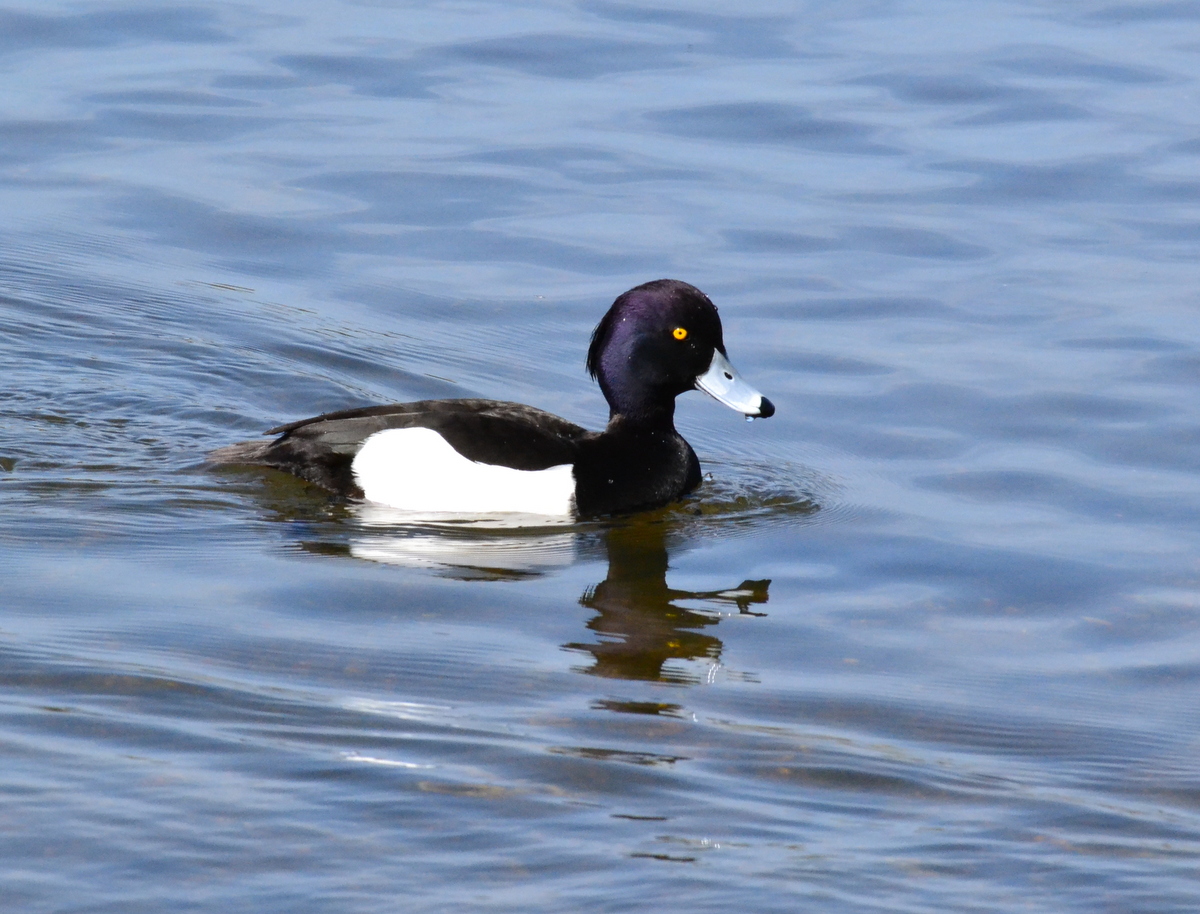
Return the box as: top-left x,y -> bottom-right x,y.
211,398 -> 591,495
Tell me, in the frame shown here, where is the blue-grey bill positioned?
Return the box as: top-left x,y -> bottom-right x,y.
695,350 -> 775,418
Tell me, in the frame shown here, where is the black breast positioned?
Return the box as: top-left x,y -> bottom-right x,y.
572,420 -> 701,516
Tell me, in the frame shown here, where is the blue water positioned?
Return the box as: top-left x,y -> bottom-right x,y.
3,1 -> 1200,911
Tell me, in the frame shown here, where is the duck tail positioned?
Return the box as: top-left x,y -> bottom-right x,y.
207,439 -> 274,465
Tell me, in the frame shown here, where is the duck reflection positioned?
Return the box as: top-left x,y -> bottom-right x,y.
340,511 -> 768,683
331,514 -> 769,682
245,469 -> 771,684
567,521 -> 768,683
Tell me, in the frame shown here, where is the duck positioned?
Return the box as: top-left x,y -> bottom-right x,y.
209,279 -> 774,517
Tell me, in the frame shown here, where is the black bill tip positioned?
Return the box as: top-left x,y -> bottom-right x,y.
757,396 -> 775,418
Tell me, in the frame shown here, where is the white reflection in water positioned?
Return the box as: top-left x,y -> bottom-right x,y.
341,698 -> 454,722
342,752 -> 433,769
349,533 -> 577,571
349,502 -> 578,571
354,503 -> 577,529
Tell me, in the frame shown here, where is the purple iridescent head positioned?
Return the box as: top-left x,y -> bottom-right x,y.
586,279 -> 774,423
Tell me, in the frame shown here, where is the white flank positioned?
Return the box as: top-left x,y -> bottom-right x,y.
351,426 -> 575,516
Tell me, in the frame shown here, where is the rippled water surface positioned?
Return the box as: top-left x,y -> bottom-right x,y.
3,1 -> 1200,911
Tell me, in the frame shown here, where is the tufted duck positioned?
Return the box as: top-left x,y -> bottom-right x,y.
209,279 -> 774,516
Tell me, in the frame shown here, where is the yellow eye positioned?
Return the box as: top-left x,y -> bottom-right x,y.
672,327 -> 688,340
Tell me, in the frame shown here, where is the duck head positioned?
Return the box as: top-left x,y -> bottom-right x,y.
586,279 -> 775,423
